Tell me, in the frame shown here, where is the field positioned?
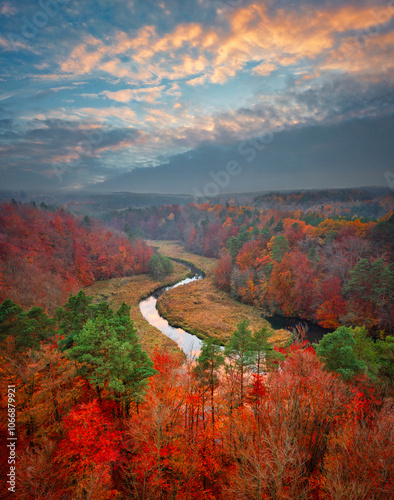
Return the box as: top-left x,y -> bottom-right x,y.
84,260 -> 188,357
150,240 -> 290,345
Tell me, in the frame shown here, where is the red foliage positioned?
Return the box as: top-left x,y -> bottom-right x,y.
215,253 -> 232,291
316,277 -> 347,329
0,203 -> 153,312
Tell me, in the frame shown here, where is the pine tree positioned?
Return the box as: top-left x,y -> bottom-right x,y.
66,303 -> 156,413
195,338 -> 224,425
250,326 -> 285,375
315,326 -> 365,380
225,319 -> 254,406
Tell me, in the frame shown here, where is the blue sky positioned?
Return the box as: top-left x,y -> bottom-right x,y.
0,0 -> 393,193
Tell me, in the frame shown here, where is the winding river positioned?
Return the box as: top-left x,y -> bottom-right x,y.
139,263 -> 205,357
140,259 -> 330,357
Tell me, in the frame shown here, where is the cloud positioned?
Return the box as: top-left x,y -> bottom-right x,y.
101,85 -> 165,103
0,2 -> 18,16
77,107 -> 136,124
322,30 -> 394,77
94,114 -> 394,194
56,1 -> 394,91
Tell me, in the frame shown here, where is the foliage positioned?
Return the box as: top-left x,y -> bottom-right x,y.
0,298 -> 55,352
0,202 -> 153,313
65,302 -> 156,407
148,252 -> 174,280
315,326 -> 366,380
105,196 -> 393,335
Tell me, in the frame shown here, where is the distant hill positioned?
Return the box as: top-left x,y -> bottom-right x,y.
0,186 -> 391,218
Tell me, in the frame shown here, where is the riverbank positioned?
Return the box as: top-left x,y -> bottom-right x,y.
84,260 -> 189,357
148,240 -> 290,345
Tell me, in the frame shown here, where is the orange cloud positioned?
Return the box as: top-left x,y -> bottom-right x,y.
322,30 -> 394,76
101,86 -> 165,103
58,1 -> 394,87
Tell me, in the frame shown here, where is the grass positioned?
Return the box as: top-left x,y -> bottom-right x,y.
84,261 -> 188,357
149,240 -> 291,345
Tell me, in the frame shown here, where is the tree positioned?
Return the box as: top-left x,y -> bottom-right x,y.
272,235 -> 290,262
345,259 -> 394,331
226,226 -> 249,260
195,338 -> 224,425
352,326 -> 379,380
315,326 -> 366,380
56,291 -> 95,350
315,277 -> 347,329
66,303 -> 156,412
250,326 -> 285,375
375,335 -> 394,389
215,253 -> 232,291
57,400 -> 122,498
0,299 -> 55,353
148,253 -> 174,280
225,319 -> 254,406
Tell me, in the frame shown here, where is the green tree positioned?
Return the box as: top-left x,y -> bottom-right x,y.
0,299 -> 55,352
225,319 -> 254,405
261,225 -> 271,240
315,326 -> 365,380
273,219 -> 284,232
227,226 -> 250,260
272,235 -> 290,262
148,253 -> 174,280
352,326 -> 379,380
195,338 -> 224,425
56,291 -> 95,350
307,244 -> 319,264
124,223 -> 134,240
81,215 -> 91,228
375,335 -> 394,390
250,326 -> 285,375
345,259 -> 393,329
66,303 -> 156,413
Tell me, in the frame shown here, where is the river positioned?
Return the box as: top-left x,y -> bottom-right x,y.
139,263 -> 205,357
266,314 -> 332,343
140,261 -> 331,357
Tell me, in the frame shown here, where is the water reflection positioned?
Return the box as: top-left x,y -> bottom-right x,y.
139,274 -> 203,357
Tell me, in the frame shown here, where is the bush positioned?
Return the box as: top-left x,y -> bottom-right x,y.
148,253 -> 174,280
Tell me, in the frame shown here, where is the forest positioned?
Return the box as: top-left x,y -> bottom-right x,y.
106,192 -> 394,336
0,191 -> 393,499
0,202 -> 153,313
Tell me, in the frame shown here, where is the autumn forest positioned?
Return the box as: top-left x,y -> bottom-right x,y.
0,188 -> 393,499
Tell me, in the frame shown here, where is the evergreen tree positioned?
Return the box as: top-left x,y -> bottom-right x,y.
0,299 -> 55,352
66,303 -> 156,412
352,326 -> 379,380
195,338 -> 224,425
273,219 -> 284,232
124,223 -> 134,240
261,225 -> 271,240
225,319 -> 254,405
56,291 -> 95,350
315,326 -> 365,380
250,326 -> 285,375
272,235 -> 290,262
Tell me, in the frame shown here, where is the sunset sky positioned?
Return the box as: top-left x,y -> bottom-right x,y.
0,0 -> 393,194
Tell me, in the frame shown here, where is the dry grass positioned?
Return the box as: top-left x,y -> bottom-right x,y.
84,261 -> 188,357
150,240 -> 290,345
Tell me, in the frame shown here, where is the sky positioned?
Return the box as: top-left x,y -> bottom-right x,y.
0,0 -> 393,195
